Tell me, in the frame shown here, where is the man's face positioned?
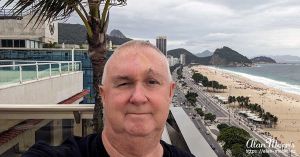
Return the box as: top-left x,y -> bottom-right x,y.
101,46 -> 175,137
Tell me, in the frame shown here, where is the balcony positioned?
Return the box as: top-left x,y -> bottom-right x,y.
0,104 -> 94,157
0,60 -> 83,104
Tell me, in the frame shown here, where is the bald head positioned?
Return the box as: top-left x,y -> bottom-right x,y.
101,40 -> 172,85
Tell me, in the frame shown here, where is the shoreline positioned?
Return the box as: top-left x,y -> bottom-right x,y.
192,65 -> 300,154
209,66 -> 300,96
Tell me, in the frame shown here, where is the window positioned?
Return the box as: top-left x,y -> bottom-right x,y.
14,40 -> 20,47
1,40 -> 13,47
20,40 -> 25,47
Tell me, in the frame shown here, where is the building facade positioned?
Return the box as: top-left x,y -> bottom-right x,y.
180,54 -> 186,65
0,11 -> 58,48
0,48 -> 114,104
156,36 -> 167,56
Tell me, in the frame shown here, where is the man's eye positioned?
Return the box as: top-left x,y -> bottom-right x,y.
148,79 -> 160,85
118,82 -> 129,87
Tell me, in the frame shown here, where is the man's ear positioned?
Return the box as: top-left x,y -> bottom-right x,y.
99,85 -> 105,105
169,82 -> 176,98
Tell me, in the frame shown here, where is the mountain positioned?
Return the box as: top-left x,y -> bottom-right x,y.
269,55 -> 300,63
109,29 -> 126,38
210,46 -> 252,66
251,56 -> 276,64
58,23 -> 131,45
167,48 -> 211,65
58,23 -> 87,44
195,50 -> 213,57
167,46 -> 252,66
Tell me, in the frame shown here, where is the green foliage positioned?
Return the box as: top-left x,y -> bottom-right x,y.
217,126 -> 251,151
229,95 -> 278,128
251,56 -> 276,64
214,46 -> 252,64
192,73 -> 205,83
231,144 -> 246,157
217,126 -> 270,157
217,123 -> 229,131
194,108 -> 204,117
43,42 -> 57,48
204,113 -> 216,122
185,91 -> 198,106
192,72 -> 226,91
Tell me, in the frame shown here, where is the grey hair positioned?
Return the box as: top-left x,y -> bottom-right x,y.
101,40 -> 173,85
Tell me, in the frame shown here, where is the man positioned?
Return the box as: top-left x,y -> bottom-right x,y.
22,40 -> 195,157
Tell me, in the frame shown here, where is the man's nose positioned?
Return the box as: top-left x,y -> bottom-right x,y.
129,83 -> 148,105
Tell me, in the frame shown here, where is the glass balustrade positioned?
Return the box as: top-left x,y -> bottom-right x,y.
0,61 -> 82,87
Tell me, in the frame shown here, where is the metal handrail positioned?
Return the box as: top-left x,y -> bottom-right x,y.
0,60 -> 81,63
0,61 -> 81,68
0,104 -> 94,120
0,61 -> 82,85
0,104 -> 94,112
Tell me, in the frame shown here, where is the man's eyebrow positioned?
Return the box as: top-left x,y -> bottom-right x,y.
146,68 -> 164,79
111,75 -> 132,82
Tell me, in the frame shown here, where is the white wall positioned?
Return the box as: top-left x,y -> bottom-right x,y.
0,14 -> 58,43
0,72 -> 83,104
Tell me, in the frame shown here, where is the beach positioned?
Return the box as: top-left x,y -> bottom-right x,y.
192,65 -> 300,154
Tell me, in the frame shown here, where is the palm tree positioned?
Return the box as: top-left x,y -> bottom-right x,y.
232,96 -> 236,106
228,96 -> 233,104
2,0 -> 127,132
273,116 -> 278,128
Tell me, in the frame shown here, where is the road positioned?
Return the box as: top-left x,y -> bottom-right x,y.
183,108 -> 227,157
178,66 -> 289,157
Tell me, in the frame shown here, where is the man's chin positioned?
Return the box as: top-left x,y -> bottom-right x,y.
125,125 -> 155,137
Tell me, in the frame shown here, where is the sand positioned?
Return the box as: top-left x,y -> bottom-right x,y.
192,65 -> 300,154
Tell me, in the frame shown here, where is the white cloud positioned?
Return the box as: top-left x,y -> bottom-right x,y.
66,0 -> 300,57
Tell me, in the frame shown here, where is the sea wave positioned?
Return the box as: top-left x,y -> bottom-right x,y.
207,66 -> 300,96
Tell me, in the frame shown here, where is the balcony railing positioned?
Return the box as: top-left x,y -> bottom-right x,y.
0,104 -> 94,156
0,60 -> 82,87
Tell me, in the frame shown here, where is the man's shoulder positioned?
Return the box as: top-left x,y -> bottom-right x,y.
161,140 -> 196,157
22,133 -> 103,157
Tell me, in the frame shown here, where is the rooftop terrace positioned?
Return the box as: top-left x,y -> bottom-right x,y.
0,60 -> 81,88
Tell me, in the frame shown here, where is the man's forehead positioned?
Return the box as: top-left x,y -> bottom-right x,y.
108,46 -> 165,68
104,46 -> 169,81
110,67 -> 165,80
114,46 -> 162,60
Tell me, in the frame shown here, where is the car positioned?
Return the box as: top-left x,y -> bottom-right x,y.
206,131 -> 210,135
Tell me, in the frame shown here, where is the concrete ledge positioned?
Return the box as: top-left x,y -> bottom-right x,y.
0,72 -> 83,104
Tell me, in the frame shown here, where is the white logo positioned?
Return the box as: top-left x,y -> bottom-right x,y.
245,138 -> 296,155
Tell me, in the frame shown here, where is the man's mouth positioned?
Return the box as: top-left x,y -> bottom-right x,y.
126,113 -> 150,115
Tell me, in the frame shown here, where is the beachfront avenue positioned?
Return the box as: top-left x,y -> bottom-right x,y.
171,65 -> 295,157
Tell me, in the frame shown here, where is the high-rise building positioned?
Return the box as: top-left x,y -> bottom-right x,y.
156,36 -> 167,56
180,54 -> 186,65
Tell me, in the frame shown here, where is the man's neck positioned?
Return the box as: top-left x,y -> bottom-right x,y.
102,129 -> 164,157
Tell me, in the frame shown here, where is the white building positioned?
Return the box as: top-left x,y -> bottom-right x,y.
167,55 -> 180,66
0,12 -> 58,48
180,54 -> 186,65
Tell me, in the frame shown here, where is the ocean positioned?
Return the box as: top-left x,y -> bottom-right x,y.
213,64 -> 300,96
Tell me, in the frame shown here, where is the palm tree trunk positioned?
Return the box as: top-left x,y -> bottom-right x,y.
87,15 -> 109,133
91,55 -> 106,133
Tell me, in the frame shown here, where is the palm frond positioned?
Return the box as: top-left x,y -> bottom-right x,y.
2,0 -> 84,27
